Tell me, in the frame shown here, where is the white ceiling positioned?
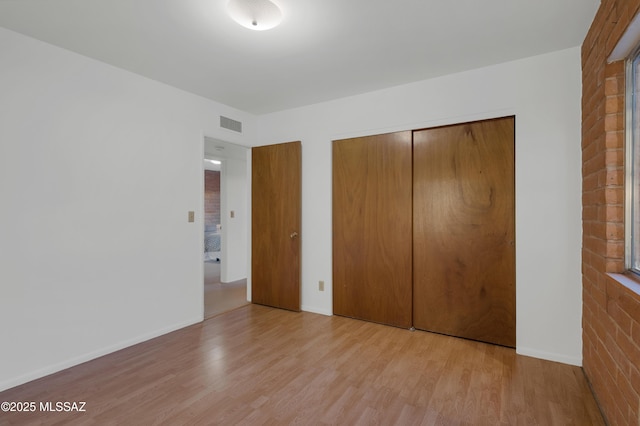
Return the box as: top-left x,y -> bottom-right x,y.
0,0 -> 600,114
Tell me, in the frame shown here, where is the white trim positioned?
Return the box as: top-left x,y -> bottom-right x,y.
516,347 -> 582,367
0,318 -> 201,393
626,56 -> 634,269
301,305 -> 332,316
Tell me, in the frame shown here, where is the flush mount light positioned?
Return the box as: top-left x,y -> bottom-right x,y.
227,0 -> 283,31
204,159 -> 222,165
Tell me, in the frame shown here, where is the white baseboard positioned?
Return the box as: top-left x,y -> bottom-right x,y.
516,346 -> 582,366
0,316 -> 202,393
301,305 -> 332,316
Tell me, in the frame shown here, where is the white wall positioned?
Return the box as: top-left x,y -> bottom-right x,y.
0,27 -> 255,391
256,47 -> 584,366
220,158 -> 248,283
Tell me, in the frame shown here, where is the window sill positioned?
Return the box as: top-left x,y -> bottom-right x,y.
606,272 -> 640,300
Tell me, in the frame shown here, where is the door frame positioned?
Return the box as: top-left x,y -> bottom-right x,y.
200,136 -> 252,318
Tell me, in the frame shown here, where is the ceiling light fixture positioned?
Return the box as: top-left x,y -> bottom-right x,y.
204,159 -> 222,165
227,0 -> 283,31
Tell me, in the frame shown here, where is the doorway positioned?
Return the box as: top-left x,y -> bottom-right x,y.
203,137 -> 250,318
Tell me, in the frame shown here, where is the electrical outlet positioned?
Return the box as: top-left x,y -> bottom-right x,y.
319,280 -> 325,291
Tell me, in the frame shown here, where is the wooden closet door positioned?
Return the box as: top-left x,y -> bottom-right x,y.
333,132 -> 413,328
251,141 -> 301,312
412,117 -> 516,347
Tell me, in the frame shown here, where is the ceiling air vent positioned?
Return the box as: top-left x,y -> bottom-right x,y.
220,116 -> 242,133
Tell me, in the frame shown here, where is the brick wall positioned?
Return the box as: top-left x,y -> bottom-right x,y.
204,170 -> 221,231
582,1 -> 640,424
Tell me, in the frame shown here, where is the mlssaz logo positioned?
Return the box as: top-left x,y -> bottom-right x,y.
39,401 -> 87,412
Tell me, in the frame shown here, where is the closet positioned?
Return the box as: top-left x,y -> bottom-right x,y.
332,116 -> 515,347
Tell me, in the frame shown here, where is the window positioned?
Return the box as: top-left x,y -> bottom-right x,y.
627,47 -> 640,274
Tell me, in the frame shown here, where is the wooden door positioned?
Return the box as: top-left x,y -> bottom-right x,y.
412,117 -> 516,347
333,132 -> 413,328
251,141 -> 301,311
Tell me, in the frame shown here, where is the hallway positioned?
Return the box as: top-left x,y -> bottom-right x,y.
204,260 -> 248,319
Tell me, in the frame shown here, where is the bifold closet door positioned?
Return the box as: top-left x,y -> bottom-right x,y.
412,117 -> 516,347
333,132 -> 413,328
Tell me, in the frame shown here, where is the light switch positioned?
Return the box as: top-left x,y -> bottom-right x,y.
230,210 -> 235,218
188,211 -> 195,222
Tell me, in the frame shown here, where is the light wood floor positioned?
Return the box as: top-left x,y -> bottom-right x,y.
204,261 -> 249,319
0,305 -> 604,425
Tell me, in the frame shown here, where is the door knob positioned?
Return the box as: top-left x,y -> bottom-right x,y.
290,232 -> 298,239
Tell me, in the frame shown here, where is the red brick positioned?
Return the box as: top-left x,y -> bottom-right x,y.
584,110 -> 598,134
632,319 -> 640,343
585,267 -> 601,288
584,233 -> 606,253
605,95 -> 624,114
604,188 -> 624,206
630,405 -> 639,426
615,328 -> 639,366
584,135 -> 599,159
593,307 -> 614,340
584,205 -> 598,221
606,222 -> 625,239
584,152 -> 607,176
582,2 -> 640,423
605,60 -> 625,78
591,253 -> 608,272
606,259 -> 625,272
204,170 -> 221,229
608,303 -> 632,335
630,364 -> 640,396
611,406 -> 627,426
605,149 -> 624,166
606,204 -> 624,222
593,286 -> 608,307
609,278 -> 640,312
604,113 -> 624,131
615,369 -> 638,417
606,241 -> 625,259
598,205 -> 610,222
600,169 -> 624,188
605,130 -> 624,149
605,77 -> 621,96
596,169 -> 607,187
